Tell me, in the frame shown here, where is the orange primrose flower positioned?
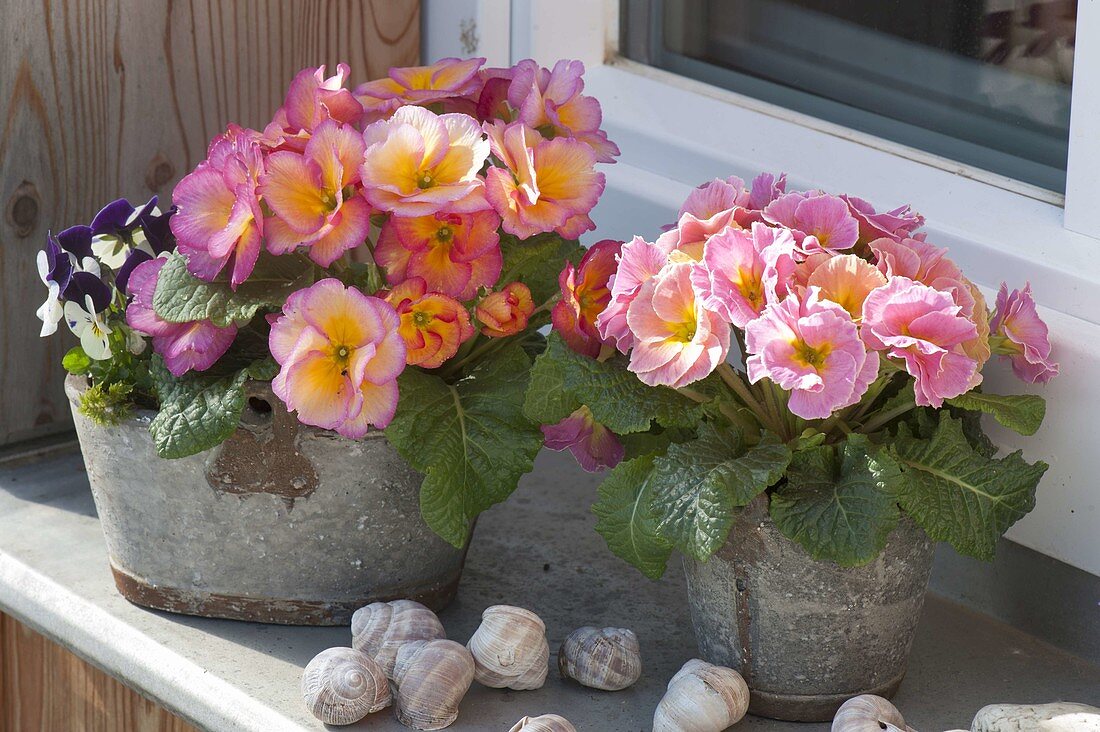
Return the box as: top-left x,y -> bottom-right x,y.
476,282 -> 534,338
386,278 -> 475,368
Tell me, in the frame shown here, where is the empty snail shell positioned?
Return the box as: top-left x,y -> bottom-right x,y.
466,605 -> 549,690
301,647 -> 391,725
392,639 -> 475,730
831,695 -> 916,732
558,626 -> 642,691
652,659 -> 750,732
351,599 -> 446,678
507,714 -> 577,732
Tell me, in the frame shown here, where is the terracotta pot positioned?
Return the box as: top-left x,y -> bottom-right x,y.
682,495 -> 935,721
66,375 -> 469,625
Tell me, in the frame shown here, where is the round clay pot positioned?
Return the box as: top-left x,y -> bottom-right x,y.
682,495 -> 935,721
66,375 -> 469,625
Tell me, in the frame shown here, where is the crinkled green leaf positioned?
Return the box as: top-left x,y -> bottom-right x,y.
592,455 -> 672,580
148,357 -> 251,459
524,332 -> 702,433
385,343 -> 543,547
497,232 -> 584,304
947,391 -> 1046,436
152,252 -> 312,327
885,413 -> 1048,561
650,423 -> 791,561
770,435 -> 902,566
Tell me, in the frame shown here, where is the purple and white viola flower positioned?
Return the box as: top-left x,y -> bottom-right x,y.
90,196 -> 173,270
64,294 -> 113,360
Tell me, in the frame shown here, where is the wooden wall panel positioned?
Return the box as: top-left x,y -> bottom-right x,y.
0,0 -> 420,444
0,612 -> 198,731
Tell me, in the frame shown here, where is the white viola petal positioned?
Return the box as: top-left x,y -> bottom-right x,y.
81,314 -> 113,360
90,237 -> 127,270
64,300 -> 93,336
36,250 -> 50,284
36,284 -> 63,337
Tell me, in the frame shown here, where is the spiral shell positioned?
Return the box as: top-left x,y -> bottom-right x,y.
558,626 -> 642,691
507,714 -> 578,732
301,647 -> 391,725
351,599 -> 447,678
392,639 -> 475,730
652,659 -> 750,732
466,605 -> 549,690
831,695 -> 915,732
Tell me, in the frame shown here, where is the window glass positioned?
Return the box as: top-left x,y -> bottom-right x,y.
622,0 -> 1076,191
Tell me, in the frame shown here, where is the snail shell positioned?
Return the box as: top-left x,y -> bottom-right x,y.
351,599 -> 446,678
558,626 -> 642,691
831,695 -> 915,732
652,659 -> 750,732
466,605 -> 549,690
508,714 -> 578,732
392,639 -> 475,730
301,647 -> 391,725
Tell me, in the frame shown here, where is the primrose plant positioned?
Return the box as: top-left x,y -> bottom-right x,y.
37,57 -> 618,546
528,173 -> 1058,577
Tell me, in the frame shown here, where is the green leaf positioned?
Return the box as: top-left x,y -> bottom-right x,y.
246,356 -> 279,381
62,346 -> 92,375
524,332 -> 702,434
885,414 -> 1048,561
770,435 -> 902,566
497,232 -> 584,304
152,252 -> 312,327
650,424 -> 791,561
947,391 -> 1046,436
592,455 -> 672,579
385,343 -> 543,547
148,357 -> 251,459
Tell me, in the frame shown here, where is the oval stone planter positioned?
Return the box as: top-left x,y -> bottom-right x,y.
66,375 -> 469,625
683,495 -> 935,722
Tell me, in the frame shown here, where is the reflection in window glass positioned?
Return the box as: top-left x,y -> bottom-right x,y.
622,0 -> 1076,191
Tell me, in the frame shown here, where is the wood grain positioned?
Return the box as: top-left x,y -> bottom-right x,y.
0,612 -> 199,731
0,0 -> 420,445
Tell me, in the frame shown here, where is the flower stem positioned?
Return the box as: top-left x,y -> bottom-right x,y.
717,363 -> 782,435
860,402 -> 918,434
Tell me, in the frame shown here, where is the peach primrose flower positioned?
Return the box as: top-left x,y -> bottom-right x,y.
269,279 -> 406,438
374,210 -> 502,300
477,282 -> 534,337
260,120 -> 372,266
596,235 -> 668,353
171,125 -> 265,288
692,222 -> 799,328
626,260 -> 731,388
804,253 -> 887,320
485,122 -> 604,239
355,57 -> 485,122
861,277 -> 979,408
552,239 -> 622,358
264,64 -> 363,148
763,192 -> 859,254
386,278 -> 475,368
360,106 -> 490,216
542,406 -> 624,473
745,289 -> 878,420
991,282 -> 1059,383
842,195 -> 924,243
679,176 -> 751,221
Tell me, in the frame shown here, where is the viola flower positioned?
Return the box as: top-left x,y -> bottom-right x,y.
265,64 -> 363,146
692,222 -> 799,327
485,122 -> 604,239
374,210 -> 502,300
595,236 -> 668,352
36,236 -> 76,337
476,282 -> 534,337
861,277 -> 979,407
171,125 -> 265,287
763,192 -> 859,254
355,57 -> 485,121
260,120 -> 372,266
507,59 -> 620,163
842,195 -> 924,243
990,283 -> 1059,383
125,258 -> 237,376
360,106 -> 490,216
552,239 -> 622,358
269,279 -> 406,438
803,253 -> 887,320
745,290 -> 878,420
625,261 -> 730,388
542,406 -> 624,472
64,295 -> 113,361
386,278 -> 475,368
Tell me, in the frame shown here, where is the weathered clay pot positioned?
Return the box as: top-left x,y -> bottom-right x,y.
66,375 -> 469,625
683,495 -> 935,722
